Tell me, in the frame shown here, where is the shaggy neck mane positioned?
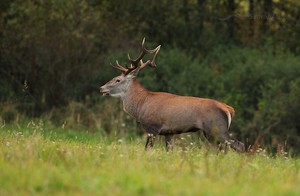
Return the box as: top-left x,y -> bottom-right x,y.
122,78 -> 149,119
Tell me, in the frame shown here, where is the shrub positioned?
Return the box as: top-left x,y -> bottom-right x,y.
0,0 -> 105,114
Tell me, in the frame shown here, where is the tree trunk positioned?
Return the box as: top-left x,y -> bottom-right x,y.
227,0 -> 236,40
196,0 -> 206,34
183,0 -> 190,24
249,0 -> 255,38
261,0 -> 272,34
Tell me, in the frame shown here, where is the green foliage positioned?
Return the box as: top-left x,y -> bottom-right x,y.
251,78 -> 300,152
1,0 -> 300,152
0,127 -> 300,195
199,46 -> 300,152
1,0 -> 105,113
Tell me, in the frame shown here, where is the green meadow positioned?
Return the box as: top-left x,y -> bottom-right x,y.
1,123 -> 299,195
1,1 -> 300,195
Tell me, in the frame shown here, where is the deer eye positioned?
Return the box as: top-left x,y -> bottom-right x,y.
116,79 -> 121,83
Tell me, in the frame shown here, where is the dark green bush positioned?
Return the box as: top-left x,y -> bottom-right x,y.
0,0 -> 105,114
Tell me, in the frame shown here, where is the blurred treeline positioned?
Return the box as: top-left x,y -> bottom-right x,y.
1,0 -> 300,153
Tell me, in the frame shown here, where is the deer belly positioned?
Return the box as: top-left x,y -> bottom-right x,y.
140,122 -> 162,135
139,105 -> 202,135
159,116 -> 201,135
159,126 -> 199,135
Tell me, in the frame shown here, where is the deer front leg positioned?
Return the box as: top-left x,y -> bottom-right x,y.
145,133 -> 155,150
165,135 -> 173,152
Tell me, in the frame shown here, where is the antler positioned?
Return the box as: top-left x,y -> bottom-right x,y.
112,38 -> 161,75
112,60 -> 128,73
128,38 -> 161,68
139,44 -> 161,69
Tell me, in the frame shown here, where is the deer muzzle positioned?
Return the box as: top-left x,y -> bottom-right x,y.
99,86 -> 110,96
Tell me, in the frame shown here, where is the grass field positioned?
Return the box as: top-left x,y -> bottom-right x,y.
1,122 -> 300,195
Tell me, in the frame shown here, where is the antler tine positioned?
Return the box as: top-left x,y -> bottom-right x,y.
112,38 -> 161,75
127,38 -> 145,66
139,44 -> 161,69
112,60 -> 128,73
127,37 -> 160,67
150,45 -> 161,67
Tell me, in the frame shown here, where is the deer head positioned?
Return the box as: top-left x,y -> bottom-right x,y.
99,38 -> 161,97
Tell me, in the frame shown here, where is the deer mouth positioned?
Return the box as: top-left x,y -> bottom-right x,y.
100,88 -> 110,96
101,91 -> 110,96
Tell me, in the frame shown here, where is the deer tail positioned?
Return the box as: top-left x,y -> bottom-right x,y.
225,105 -> 235,130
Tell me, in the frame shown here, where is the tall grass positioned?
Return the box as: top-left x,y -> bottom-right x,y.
0,123 -> 300,195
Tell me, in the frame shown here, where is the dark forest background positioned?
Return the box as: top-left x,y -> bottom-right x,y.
1,0 -> 300,153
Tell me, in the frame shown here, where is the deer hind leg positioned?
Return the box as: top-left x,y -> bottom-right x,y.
145,133 -> 155,150
229,139 -> 245,153
165,135 -> 173,152
203,130 -> 215,143
217,130 -> 245,153
202,130 -> 221,152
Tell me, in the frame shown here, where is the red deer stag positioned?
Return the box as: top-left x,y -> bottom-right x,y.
100,38 -> 245,152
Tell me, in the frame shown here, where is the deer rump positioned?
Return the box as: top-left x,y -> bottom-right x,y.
136,92 -> 234,137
